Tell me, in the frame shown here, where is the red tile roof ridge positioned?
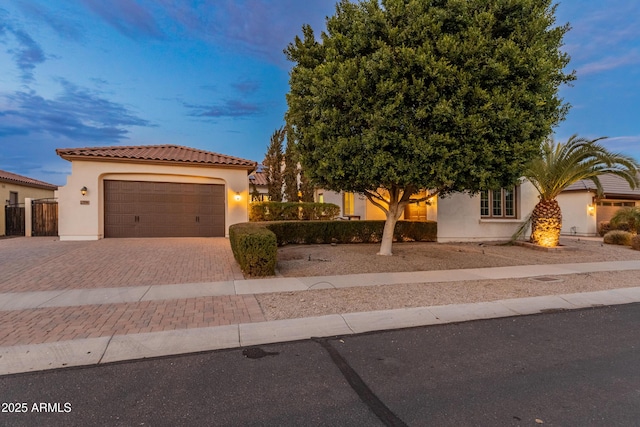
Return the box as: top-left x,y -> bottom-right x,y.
56,144 -> 257,168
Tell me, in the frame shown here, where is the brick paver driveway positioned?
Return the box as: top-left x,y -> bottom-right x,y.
0,237 -> 244,293
0,237 -> 265,347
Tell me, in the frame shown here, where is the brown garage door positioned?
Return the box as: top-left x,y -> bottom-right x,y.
104,180 -> 225,237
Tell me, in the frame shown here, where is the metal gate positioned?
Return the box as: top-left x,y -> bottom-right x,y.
32,199 -> 58,236
5,204 -> 25,236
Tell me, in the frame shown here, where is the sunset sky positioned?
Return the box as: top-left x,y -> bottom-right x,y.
1,0 -> 639,185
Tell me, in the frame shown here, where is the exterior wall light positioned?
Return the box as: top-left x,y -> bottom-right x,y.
81,186 -> 88,196
234,192 -> 241,201
587,204 -> 595,216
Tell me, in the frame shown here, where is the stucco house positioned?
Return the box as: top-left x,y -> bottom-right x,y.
557,173 -> 640,236
315,184 -> 537,242
55,145 -> 256,240
316,189 -> 437,222
1,169 -> 58,236
317,173 -> 640,241
248,164 -> 269,202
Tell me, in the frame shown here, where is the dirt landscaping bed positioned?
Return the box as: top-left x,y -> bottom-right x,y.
275,238 -> 640,277
256,238 -> 640,320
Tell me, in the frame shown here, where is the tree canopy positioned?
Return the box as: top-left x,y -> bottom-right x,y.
285,0 -> 575,254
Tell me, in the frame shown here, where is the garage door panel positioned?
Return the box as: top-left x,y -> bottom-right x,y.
104,180 -> 225,238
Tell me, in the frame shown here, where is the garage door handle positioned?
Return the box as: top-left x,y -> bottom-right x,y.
134,215 -> 140,222
196,216 -> 200,223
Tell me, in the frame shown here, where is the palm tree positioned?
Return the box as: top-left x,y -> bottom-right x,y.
523,135 -> 640,247
610,206 -> 640,234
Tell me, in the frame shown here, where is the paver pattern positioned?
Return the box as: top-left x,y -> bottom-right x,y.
0,295 -> 265,346
0,237 -> 243,293
0,237 -> 261,347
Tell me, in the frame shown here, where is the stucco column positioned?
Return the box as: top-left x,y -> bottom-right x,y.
24,198 -> 32,237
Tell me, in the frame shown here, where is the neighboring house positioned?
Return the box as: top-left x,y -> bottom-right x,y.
557,173 -> 640,236
248,165 -> 270,202
56,145 -> 256,240
1,169 -> 57,236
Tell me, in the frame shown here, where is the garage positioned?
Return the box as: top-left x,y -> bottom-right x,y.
56,144 -> 256,241
104,180 -> 225,237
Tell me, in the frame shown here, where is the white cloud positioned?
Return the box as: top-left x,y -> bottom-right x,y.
578,50 -> 640,76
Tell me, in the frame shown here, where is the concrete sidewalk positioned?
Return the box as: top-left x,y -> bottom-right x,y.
1,260 -> 640,376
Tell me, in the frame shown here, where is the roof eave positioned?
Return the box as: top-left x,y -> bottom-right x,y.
0,177 -> 58,190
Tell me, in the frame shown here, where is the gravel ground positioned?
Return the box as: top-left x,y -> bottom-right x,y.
257,237 -> 640,320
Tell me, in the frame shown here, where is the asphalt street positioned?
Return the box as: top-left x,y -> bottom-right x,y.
2,303 -> 640,427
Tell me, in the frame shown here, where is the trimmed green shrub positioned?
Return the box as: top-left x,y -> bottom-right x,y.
249,202 -> 340,222
598,221 -> 610,237
300,203 -> 341,220
264,220 -> 437,246
610,206 -> 640,234
229,223 -> 277,277
603,230 -> 633,246
632,235 -> 640,251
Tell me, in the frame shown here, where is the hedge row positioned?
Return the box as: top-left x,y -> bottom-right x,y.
249,202 -> 340,222
264,220 -> 437,245
229,220 -> 437,277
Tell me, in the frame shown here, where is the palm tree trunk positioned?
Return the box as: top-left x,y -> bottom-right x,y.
530,198 -> 563,247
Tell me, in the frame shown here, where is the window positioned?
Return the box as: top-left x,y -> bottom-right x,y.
9,191 -> 18,206
597,201 -> 636,207
480,187 -> 517,218
343,192 -> 355,216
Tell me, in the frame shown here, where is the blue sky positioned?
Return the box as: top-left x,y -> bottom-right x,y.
1,0 -> 639,186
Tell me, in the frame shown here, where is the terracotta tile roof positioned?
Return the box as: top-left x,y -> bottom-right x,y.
248,165 -> 268,186
56,145 -> 257,169
0,169 -> 58,190
562,173 -> 640,199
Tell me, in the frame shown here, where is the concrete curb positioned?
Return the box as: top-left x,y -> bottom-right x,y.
2,287 -> 639,376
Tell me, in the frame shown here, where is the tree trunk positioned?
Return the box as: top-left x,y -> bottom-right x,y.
530,198 -> 563,247
377,202 -> 403,256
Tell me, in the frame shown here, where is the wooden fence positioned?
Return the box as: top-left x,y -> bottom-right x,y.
31,199 -> 58,237
5,204 -> 25,236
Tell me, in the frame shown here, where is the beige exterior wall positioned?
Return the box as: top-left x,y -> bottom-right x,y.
318,190 -> 368,218
1,182 -> 56,236
57,160 -> 250,240
595,199 -> 638,226
315,189 -> 438,222
557,191 -> 598,236
437,182 -> 539,242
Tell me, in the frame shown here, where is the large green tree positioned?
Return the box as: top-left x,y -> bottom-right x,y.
523,136 -> 639,247
285,0 -> 574,255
